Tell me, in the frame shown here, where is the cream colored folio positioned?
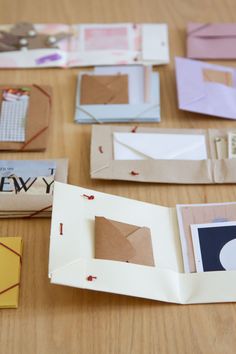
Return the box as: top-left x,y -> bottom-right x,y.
48,182 -> 236,304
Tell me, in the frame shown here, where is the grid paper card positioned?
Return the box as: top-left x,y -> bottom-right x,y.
0,88 -> 30,142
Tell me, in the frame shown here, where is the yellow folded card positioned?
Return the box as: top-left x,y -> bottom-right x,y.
0,237 -> 22,308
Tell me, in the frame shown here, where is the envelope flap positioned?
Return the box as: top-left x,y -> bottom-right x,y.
95,216 -> 136,261
127,227 -> 155,266
188,23 -> 236,38
80,74 -> 128,104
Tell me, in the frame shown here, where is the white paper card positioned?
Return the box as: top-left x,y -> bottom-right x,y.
113,132 -> 208,160
142,24 -> 169,63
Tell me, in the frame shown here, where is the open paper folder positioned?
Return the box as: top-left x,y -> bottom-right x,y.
175,57 -> 236,120
49,182 -> 236,304
0,23 -> 169,68
91,125 -> 236,184
74,65 -> 160,123
0,159 -> 68,218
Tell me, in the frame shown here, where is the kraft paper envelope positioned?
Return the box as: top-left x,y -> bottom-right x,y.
0,158 -> 68,218
187,23 -> 236,59
91,125 -> 236,184
49,182 -> 236,304
75,65 -> 160,123
95,217 -> 155,266
0,84 -> 51,151
175,57 -> 236,120
80,75 -> 129,105
0,23 -> 169,68
0,237 -> 22,308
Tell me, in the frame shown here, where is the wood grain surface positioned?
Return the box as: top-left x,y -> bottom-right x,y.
1,0 -> 236,353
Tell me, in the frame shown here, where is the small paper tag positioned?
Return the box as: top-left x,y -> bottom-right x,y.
228,132 -> 236,158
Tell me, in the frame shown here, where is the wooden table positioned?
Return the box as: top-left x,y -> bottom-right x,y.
1,0 -> 236,353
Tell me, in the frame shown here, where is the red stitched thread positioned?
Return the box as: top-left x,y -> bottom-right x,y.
98,146 -> 104,153
59,223 -> 63,235
33,84 -> 52,105
131,126 -> 138,133
0,283 -> 20,296
87,275 -> 97,281
24,205 -> 52,218
130,171 -> 139,176
82,194 -> 95,200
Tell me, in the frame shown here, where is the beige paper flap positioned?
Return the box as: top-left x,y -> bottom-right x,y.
202,68 -> 233,87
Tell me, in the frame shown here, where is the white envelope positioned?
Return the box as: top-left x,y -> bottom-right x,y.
113,132 -> 208,160
49,182 -> 236,304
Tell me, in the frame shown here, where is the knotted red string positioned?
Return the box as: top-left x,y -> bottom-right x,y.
87,275 -> 97,281
130,171 -> 139,176
98,146 -> 104,153
82,194 -> 95,200
131,126 -> 138,133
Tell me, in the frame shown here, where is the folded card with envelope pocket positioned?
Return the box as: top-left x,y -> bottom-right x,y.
49,182 -> 236,304
91,125 -> 236,184
187,23 -> 236,59
0,159 -> 68,218
0,237 -> 22,308
0,84 -> 51,151
175,57 -> 236,120
0,23 -> 169,68
74,65 -> 160,123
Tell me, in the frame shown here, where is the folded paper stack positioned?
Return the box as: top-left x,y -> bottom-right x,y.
74,65 -> 160,123
0,237 -> 23,308
175,57 -> 236,120
0,159 -> 68,217
0,22 -> 169,68
90,125 -> 236,184
0,84 -> 51,151
49,182 -> 236,304
187,22 -> 236,59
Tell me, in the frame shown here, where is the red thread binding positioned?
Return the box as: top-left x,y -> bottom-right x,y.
82,194 -> 95,200
24,205 -> 52,218
98,146 -> 104,153
130,171 -> 139,176
131,126 -> 138,133
59,223 -> 63,235
0,242 -> 22,262
87,275 -> 97,281
33,84 -> 52,104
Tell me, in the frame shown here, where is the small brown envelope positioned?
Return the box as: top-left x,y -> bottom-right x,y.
95,216 -> 155,266
0,84 -> 51,151
80,74 -> 129,105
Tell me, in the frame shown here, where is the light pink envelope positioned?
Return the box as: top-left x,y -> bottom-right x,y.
175,57 -> 236,120
187,23 -> 236,59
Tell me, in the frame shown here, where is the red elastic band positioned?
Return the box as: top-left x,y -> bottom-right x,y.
59,223 -> 63,235
33,84 -> 52,105
87,275 -> 97,281
82,194 -> 95,200
0,283 -> 20,296
0,242 -> 22,262
130,171 -> 139,176
24,205 -> 52,218
131,126 -> 138,133
20,125 -> 49,150
98,146 -> 103,153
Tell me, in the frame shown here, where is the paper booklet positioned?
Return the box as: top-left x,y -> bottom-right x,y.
91,125 -> 236,184
175,57 -> 236,120
187,23 -> 236,59
74,65 -> 160,123
0,84 -> 51,151
0,23 -> 169,68
49,182 -> 236,304
0,159 -> 68,218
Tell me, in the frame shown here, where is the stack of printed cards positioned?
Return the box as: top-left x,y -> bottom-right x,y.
0,22 -> 169,68
75,66 -> 160,123
0,159 -> 68,217
0,84 -> 51,151
49,182 -> 236,304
